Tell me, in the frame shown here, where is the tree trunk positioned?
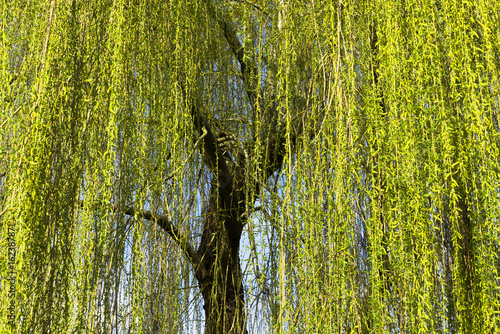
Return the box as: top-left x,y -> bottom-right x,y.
195,178 -> 248,334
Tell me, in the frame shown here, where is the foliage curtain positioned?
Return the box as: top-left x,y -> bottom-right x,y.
1,0 -> 499,333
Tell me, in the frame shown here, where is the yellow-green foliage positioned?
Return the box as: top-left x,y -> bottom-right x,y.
1,0 -> 499,333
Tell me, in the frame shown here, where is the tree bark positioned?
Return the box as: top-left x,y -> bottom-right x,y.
191,126 -> 252,332
196,182 -> 248,334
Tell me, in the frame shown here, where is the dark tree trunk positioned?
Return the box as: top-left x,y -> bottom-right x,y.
195,168 -> 248,334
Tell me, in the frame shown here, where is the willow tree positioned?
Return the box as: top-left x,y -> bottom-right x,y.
1,0 -> 500,333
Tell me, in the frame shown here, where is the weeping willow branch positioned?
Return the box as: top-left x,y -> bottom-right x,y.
34,0 -> 56,109
109,203 -> 208,279
164,127 -> 208,182
178,74 -> 238,210
207,1 -> 258,111
207,0 -> 295,187
229,0 -> 269,17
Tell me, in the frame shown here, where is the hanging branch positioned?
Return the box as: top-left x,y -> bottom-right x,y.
206,3 -> 279,176
206,1 -> 259,112
164,127 -> 208,182
110,203 -> 208,279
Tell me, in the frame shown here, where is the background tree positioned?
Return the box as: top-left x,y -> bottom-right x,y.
1,0 -> 499,333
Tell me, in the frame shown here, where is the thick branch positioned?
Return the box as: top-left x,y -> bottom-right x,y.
206,2 -> 291,184
207,2 -> 258,110
110,203 -> 208,279
177,74 -> 234,197
189,105 -> 231,178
